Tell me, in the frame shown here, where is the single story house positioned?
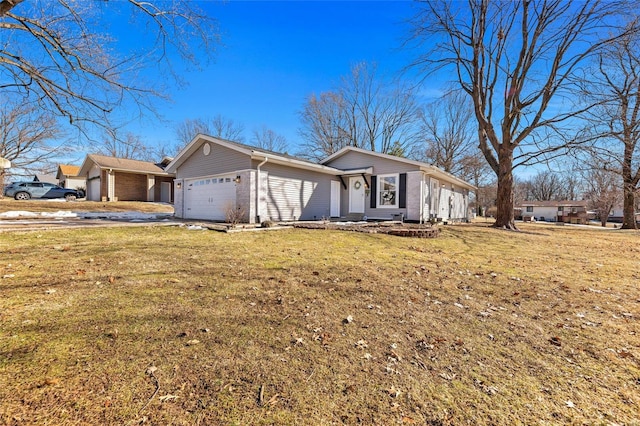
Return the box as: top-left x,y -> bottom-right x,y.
32,174 -> 58,184
166,135 -> 476,223
78,154 -> 175,203
515,200 -> 589,223
608,206 -> 640,223
56,164 -> 86,191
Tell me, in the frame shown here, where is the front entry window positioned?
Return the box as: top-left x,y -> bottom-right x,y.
378,174 -> 398,208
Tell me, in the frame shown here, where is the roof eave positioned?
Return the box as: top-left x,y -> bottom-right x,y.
421,166 -> 477,191
250,151 -> 344,175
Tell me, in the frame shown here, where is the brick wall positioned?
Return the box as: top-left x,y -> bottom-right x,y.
114,172 -> 147,201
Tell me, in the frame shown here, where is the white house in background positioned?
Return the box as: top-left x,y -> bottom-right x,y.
166,134 -> 476,224
56,165 -> 86,191
515,200 -> 589,223
608,206 -> 640,223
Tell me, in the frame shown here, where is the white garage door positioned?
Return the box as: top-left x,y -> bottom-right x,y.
184,175 -> 236,221
88,178 -> 101,201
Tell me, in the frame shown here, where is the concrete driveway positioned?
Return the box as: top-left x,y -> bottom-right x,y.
0,212 -> 180,232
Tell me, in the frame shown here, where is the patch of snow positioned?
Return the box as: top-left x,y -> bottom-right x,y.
41,211 -> 78,218
80,211 -> 171,220
0,211 -> 39,218
1,210 -> 173,221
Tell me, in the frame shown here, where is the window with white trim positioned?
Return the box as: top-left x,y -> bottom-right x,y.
377,174 -> 398,208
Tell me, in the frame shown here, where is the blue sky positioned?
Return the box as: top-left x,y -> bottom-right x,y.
124,1 -> 424,152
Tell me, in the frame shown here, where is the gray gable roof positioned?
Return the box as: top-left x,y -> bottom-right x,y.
166,134 -> 344,175
166,135 -> 476,191
322,146 -> 476,191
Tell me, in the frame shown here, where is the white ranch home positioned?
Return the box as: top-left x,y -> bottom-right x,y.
515,200 -> 589,223
166,135 -> 476,224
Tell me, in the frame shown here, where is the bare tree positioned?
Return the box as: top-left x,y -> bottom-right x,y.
0,100 -> 65,190
251,125 -> 288,153
96,130 -> 156,162
408,0 -> 637,229
414,90 -> 476,174
521,170 -> 566,201
175,115 -> 246,148
582,167 -> 621,227
412,88 -> 493,191
298,62 -> 420,160
476,179 -> 497,217
0,1 -> 218,134
298,91 -> 351,161
581,28 -> 640,229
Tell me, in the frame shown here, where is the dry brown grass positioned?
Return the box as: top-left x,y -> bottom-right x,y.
0,198 -> 174,214
0,223 -> 639,425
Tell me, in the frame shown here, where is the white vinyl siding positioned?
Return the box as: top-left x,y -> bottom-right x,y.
262,163 -> 333,221
177,142 -> 250,180
449,189 -> 467,220
266,176 -> 317,221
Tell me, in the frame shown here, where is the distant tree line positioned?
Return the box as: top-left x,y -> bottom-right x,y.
2,0 -> 640,230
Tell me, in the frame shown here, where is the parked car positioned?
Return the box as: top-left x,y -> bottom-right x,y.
3,182 -> 81,201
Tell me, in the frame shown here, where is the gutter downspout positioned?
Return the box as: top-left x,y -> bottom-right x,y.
420,173 -> 425,224
256,156 -> 268,223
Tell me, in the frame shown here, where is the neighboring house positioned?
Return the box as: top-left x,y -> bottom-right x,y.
608,206 -> 640,223
56,164 -> 86,191
78,154 -> 175,202
32,174 -> 58,184
166,134 -> 475,223
516,200 -> 589,224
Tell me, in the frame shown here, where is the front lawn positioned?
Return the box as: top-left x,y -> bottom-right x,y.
0,198 -> 174,214
0,224 -> 638,425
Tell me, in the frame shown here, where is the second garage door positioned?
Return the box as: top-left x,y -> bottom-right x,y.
184,175 -> 236,221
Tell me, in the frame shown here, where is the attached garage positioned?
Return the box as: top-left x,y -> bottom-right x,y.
184,175 -> 237,221
78,154 -> 175,202
167,135 -> 475,224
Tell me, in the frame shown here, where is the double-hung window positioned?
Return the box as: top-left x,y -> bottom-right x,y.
378,174 -> 398,208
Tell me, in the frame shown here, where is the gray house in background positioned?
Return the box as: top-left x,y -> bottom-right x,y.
166,134 -> 475,224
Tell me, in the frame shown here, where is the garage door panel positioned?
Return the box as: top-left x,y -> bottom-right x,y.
185,176 -> 236,220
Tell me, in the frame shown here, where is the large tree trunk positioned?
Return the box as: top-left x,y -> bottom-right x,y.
0,168 -> 5,197
621,182 -> 637,229
493,147 -> 516,230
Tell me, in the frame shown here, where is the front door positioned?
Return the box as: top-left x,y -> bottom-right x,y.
349,176 -> 365,213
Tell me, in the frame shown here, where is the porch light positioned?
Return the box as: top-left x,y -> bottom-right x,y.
234,175 -> 241,183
